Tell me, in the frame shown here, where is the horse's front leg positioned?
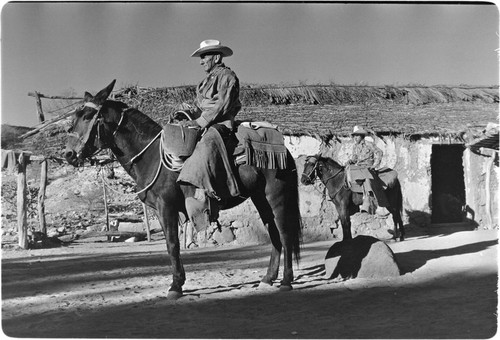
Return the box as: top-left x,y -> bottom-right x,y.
157,203 -> 185,299
393,212 -> 405,241
334,198 -> 353,240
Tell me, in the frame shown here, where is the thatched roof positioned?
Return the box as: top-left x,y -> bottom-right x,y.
117,84 -> 498,143
16,84 -> 499,157
467,123 -> 499,151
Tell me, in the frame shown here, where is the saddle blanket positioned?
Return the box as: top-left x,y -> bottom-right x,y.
234,122 -> 288,170
348,166 -> 398,193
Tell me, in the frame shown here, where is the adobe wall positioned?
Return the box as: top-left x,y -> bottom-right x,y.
463,148 -> 499,229
214,135 -> 434,244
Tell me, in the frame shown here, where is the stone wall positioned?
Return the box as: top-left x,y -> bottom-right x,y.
213,135 -> 436,245
126,134 -> 495,248
463,148 -> 499,229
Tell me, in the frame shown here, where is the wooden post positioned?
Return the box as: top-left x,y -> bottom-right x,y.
183,222 -> 187,249
485,151 -> 494,228
142,203 -> 151,242
17,152 -> 29,249
34,91 -> 45,123
38,159 -> 48,234
102,172 -> 110,241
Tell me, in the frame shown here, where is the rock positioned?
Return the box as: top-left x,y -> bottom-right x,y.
47,228 -> 59,238
124,236 -> 138,243
231,220 -> 244,229
86,224 -> 106,232
324,235 -> 400,280
118,222 -> 146,233
351,213 -> 394,239
211,227 -> 235,245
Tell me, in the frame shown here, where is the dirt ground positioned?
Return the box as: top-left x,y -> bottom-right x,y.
1,224 -> 498,339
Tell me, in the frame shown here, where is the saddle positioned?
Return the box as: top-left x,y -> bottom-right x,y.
160,119 -> 288,172
347,166 -> 398,194
162,116 -> 289,232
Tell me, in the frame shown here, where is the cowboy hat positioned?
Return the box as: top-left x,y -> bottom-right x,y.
191,40 -> 233,58
351,125 -> 369,135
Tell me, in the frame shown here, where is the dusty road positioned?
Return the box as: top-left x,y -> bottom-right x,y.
1,226 -> 498,338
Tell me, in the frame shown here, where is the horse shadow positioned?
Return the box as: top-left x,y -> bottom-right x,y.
396,239 -> 498,274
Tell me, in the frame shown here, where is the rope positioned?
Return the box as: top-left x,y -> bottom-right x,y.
128,130 -> 163,164
159,130 -> 185,172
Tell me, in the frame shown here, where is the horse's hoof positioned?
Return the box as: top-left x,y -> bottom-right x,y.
167,290 -> 183,300
279,284 -> 293,292
258,281 -> 274,290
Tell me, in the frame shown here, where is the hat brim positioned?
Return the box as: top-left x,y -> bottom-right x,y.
351,131 -> 368,136
191,45 -> 233,58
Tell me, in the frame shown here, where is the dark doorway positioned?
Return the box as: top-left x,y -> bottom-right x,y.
431,144 -> 466,223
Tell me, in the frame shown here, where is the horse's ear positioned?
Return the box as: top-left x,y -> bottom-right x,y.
83,91 -> 94,102
93,79 -> 116,105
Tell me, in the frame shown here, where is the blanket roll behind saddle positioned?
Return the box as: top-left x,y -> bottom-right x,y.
235,122 -> 288,170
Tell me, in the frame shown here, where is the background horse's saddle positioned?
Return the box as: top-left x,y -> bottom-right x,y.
348,167 -> 398,193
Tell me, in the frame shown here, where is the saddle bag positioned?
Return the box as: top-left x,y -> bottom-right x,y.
161,123 -> 201,158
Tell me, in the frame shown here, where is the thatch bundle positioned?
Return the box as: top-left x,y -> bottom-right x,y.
113,84 -> 497,140
116,84 -> 498,111
20,83 -> 498,157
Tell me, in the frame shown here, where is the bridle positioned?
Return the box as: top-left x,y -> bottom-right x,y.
70,101 -> 163,196
301,156 -> 320,184
302,156 -> 346,199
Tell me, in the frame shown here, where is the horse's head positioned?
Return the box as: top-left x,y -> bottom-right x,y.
301,155 -> 345,186
301,155 -> 320,185
64,80 -> 117,167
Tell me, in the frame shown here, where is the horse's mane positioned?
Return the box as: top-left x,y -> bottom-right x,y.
105,100 -> 162,135
318,156 -> 344,169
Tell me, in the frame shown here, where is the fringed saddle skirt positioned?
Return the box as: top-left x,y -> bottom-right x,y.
234,122 -> 288,170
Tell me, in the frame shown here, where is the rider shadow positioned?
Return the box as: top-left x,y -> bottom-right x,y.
183,279 -> 262,297
403,209 -> 479,239
183,264 -> 330,296
396,239 -> 498,274
290,264 -> 334,290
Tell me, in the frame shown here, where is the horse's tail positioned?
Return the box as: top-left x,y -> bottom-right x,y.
285,150 -> 303,263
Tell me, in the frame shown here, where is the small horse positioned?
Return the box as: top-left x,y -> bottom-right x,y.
64,80 -> 302,299
301,155 -> 405,241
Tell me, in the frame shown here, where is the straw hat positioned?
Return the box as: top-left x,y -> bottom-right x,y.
351,125 -> 369,135
191,40 -> 233,58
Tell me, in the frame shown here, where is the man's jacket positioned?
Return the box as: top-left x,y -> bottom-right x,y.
193,64 -> 241,130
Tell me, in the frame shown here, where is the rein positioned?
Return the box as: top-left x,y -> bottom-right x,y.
320,165 -> 346,199
81,104 -> 165,197
304,157 -> 346,200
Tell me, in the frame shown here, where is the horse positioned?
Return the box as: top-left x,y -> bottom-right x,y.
64,80 -> 302,299
301,155 -> 405,241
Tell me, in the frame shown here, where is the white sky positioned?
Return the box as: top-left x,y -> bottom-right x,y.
1,2 -> 499,126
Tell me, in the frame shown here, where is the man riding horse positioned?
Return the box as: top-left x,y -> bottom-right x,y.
175,40 -> 242,228
347,125 -> 390,216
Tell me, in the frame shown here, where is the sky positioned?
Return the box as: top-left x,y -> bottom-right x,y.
1,2 -> 499,127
